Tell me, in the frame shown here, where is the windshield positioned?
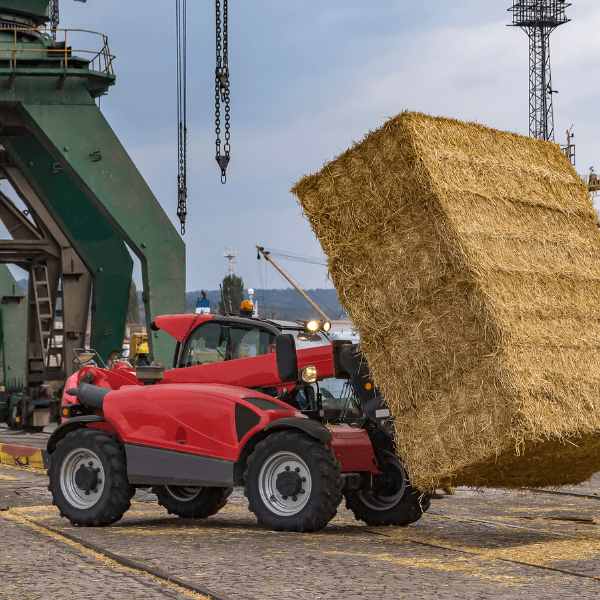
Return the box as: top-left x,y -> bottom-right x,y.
296,377 -> 362,420
181,322 -> 276,366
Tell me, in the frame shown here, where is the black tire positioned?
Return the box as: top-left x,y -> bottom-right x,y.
244,431 -> 343,532
152,485 -> 232,519
48,428 -> 134,526
345,450 -> 430,526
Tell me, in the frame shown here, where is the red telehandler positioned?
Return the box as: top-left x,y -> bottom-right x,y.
47,313 -> 430,532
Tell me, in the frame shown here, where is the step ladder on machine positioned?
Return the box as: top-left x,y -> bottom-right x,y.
30,264 -> 61,371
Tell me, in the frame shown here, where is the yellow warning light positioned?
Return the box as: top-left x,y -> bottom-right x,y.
365,382 -> 372,390
62,408 -> 69,416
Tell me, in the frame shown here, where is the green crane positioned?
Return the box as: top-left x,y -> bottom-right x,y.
0,1 -> 185,427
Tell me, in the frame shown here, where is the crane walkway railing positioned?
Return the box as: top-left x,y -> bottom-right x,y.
1,28 -> 114,75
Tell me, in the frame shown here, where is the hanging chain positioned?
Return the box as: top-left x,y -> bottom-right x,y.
176,0 -> 187,234
215,0 -> 230,183
49,0 -> 59,40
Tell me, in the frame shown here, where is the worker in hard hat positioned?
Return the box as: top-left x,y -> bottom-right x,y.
108,349 -> 133,370
137,342 -> 150,366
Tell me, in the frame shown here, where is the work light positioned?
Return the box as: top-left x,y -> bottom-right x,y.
301,366 -> 318,383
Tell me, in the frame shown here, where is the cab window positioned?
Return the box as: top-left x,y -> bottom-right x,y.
181,322 -> 275,367
182,322 -> 225,366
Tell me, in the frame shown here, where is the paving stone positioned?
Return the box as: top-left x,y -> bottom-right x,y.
0,517 -> 205,599
4,449 -> 600,599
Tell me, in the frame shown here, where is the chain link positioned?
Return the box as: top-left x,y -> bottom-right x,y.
176,0 -> 187,235
49,0 -> 59,40
215,0 -> 230,183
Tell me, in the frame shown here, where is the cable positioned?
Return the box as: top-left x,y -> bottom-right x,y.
261,247 -> 327,267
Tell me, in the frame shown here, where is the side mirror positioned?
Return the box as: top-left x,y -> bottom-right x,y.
275,334 -> 298,383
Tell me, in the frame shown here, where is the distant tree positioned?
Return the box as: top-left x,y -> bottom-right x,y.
126,280 -> 141,323
218,275 -> 244,314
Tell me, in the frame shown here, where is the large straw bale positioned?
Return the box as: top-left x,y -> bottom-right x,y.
292,111 -> 600,492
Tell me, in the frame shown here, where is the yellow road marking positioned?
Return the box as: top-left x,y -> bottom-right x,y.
1,510 -> 211,600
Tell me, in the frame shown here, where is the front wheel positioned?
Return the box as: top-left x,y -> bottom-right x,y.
152,485 -> 232,519
48,428 -> 135,526
345,451 -> 429,526
244,431 -> 343,532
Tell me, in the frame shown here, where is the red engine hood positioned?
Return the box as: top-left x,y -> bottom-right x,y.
103,383 -> 295,462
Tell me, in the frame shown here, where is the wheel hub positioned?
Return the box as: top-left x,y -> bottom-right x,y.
258,451 -> 312,516
60,449 -> 105,509
164,485 -> 203,502
357,450 -> 407,511
275,470 -> 302,497
373,465 -> 402,497
75,465 -> 99,491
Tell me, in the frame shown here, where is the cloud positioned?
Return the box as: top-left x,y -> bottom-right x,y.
57,2 -> 600,290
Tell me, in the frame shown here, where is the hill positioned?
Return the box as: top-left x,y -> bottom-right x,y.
14,278 -> 342,322
186,288 -> 344,321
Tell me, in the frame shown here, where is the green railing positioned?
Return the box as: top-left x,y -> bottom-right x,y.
6,28 -> 115,74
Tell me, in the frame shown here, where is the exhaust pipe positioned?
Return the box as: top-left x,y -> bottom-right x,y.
67,383 -> 111,410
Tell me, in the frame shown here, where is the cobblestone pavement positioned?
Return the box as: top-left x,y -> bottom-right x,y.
3,463 -> 600,600
0,423 -> 54,450
0,515 -> 210,600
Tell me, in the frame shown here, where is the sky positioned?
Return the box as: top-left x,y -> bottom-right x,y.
12,1 -> 600,292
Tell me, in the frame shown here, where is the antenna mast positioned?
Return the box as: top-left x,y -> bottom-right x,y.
509,1 -> 570,141
223,250 -> 237,277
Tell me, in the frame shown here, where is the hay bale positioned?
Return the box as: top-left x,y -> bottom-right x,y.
292,111 -> 600,492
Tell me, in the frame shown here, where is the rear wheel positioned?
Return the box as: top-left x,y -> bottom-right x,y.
48,428 -> 134,526
152,485 -> 232,519
345,451 -> 429,526
244,431 -> 343,532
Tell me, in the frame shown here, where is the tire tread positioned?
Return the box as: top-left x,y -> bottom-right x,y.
48,429 -> 134,527
244,431 -> 343,532
152,485 -> 232,519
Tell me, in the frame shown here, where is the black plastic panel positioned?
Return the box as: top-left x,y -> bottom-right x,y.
235,404 -> 261,442
242,398 -> 291,412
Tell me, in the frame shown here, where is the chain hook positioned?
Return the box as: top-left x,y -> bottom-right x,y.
215,0 -> 230,184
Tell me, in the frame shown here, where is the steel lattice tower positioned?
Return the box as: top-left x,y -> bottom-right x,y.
509,1 -> 570,141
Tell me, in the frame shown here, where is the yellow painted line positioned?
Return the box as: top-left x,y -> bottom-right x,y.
1,509 -> 212,600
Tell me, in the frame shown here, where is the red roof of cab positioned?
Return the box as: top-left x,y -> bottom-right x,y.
153,314 -> 213,342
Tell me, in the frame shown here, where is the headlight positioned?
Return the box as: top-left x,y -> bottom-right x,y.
301,366 -> 318,383
304,319 -> 331,333
305,320 -> 320,332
